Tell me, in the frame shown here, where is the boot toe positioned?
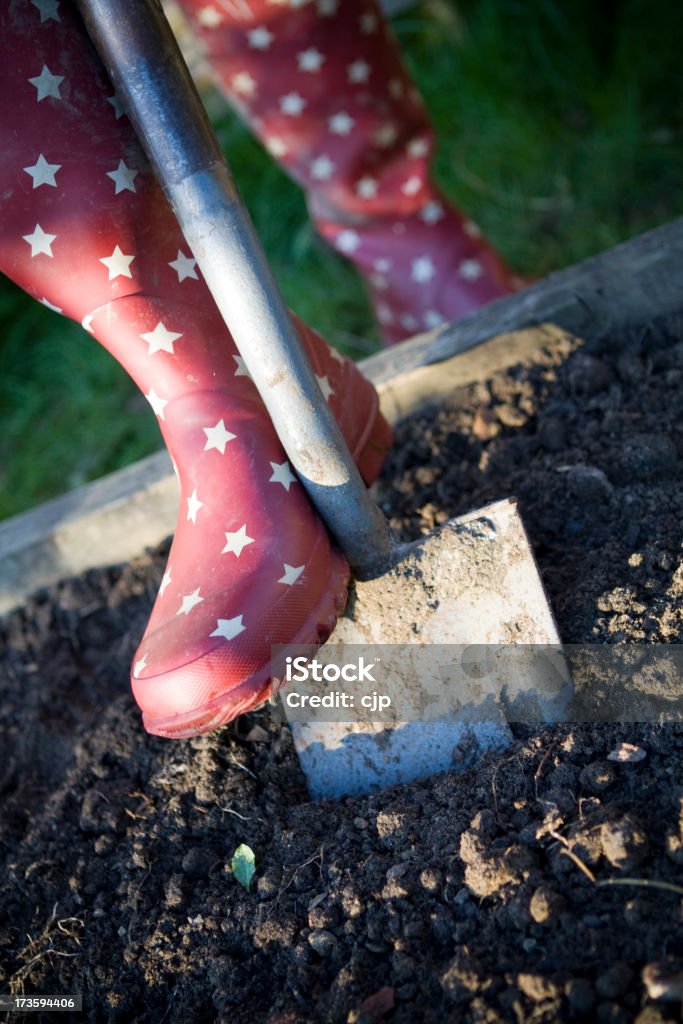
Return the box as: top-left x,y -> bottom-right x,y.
131,533 -> 349,738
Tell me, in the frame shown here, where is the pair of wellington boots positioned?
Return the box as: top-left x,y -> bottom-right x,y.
0,0 -> 516,737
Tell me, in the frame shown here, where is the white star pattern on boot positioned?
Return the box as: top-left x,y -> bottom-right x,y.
348,60 -> 370,84
159,568 -> 173,596
186,488 -> 204,523
145,388 -> 168,419
40,297 -> 62,313
82,314 -> 95,334
279,564 -> 305,585
100,244 -> 135,280
401,175 -> 422,196
336,229 -> 360,254
23,154 -> 60,188
140,322 -> 182,356
106,159 -> 138,194
203,419 -> 236,453
424,310 -> 446,328
356,176 -> 378,199
232,72 -> 257,97
22,223 -> 56,256
169,251 -> 198,282
411,256 -> 436,283
222,525 -> 255,557
269,461 -> 297,490
399,313 -> 418,331
298,48 -> 324,72
232,355 -> 252,378
265,136 -> 288,157
31,0 -> 60,22
464,220 -> 483,239
210,616 -> 246,641
29,65 -> 64,102
198,5 -> 222,27
248,27 -> 274,49
360,11 -> 378,32
178,588 -> 204,616
407,137 -> 430,158
458,258 -> 483,281
316,374 -> 334,401
280,92 -> 306,116
133,654 -> 148,678
328,111 -> 355,135
419,200 -> 445,225
374,123 -> 398,148
310,155 -> 335,180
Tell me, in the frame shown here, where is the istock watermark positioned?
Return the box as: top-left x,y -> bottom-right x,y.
284,654 -> 379,683
271,644 -> 683,724
280,653 -> 392,715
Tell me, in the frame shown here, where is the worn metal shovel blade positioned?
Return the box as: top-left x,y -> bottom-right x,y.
284,499 -> 568,800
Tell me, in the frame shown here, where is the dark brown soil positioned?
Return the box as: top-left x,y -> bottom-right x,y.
1,316 -> 682,1024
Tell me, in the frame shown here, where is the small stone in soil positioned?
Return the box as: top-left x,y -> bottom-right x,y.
307,928 -> 338,957
567,465 -> 614,503
580,761 -> 618,792
610,435 -> 678,483
517,972 -> 560,1002
495,402 -> 527,428
419,867 -> 443,892
642,960 -> 683,1002
529,885 -> 565,925
308,903 -> 340,930
600,815 -> 649,870
164,874 -> 185,908
568,354 -> 614,394
607,742 -> 647,763
472,406 -> 500,440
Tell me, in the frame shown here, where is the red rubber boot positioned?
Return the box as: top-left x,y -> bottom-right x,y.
0,0 -> 391,737
176,0 -> 521,343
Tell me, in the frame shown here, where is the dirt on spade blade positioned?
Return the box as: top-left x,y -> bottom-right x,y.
0,314 -> 682,1023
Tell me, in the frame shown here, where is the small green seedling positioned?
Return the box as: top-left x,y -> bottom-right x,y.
231,844 -> 256,891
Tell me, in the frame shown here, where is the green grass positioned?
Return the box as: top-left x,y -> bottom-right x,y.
2,0 -> 682,520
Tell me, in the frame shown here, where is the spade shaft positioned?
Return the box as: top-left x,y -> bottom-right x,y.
75,0 -> 393,576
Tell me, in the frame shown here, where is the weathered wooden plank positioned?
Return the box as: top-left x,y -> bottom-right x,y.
0,452 -> 177,613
